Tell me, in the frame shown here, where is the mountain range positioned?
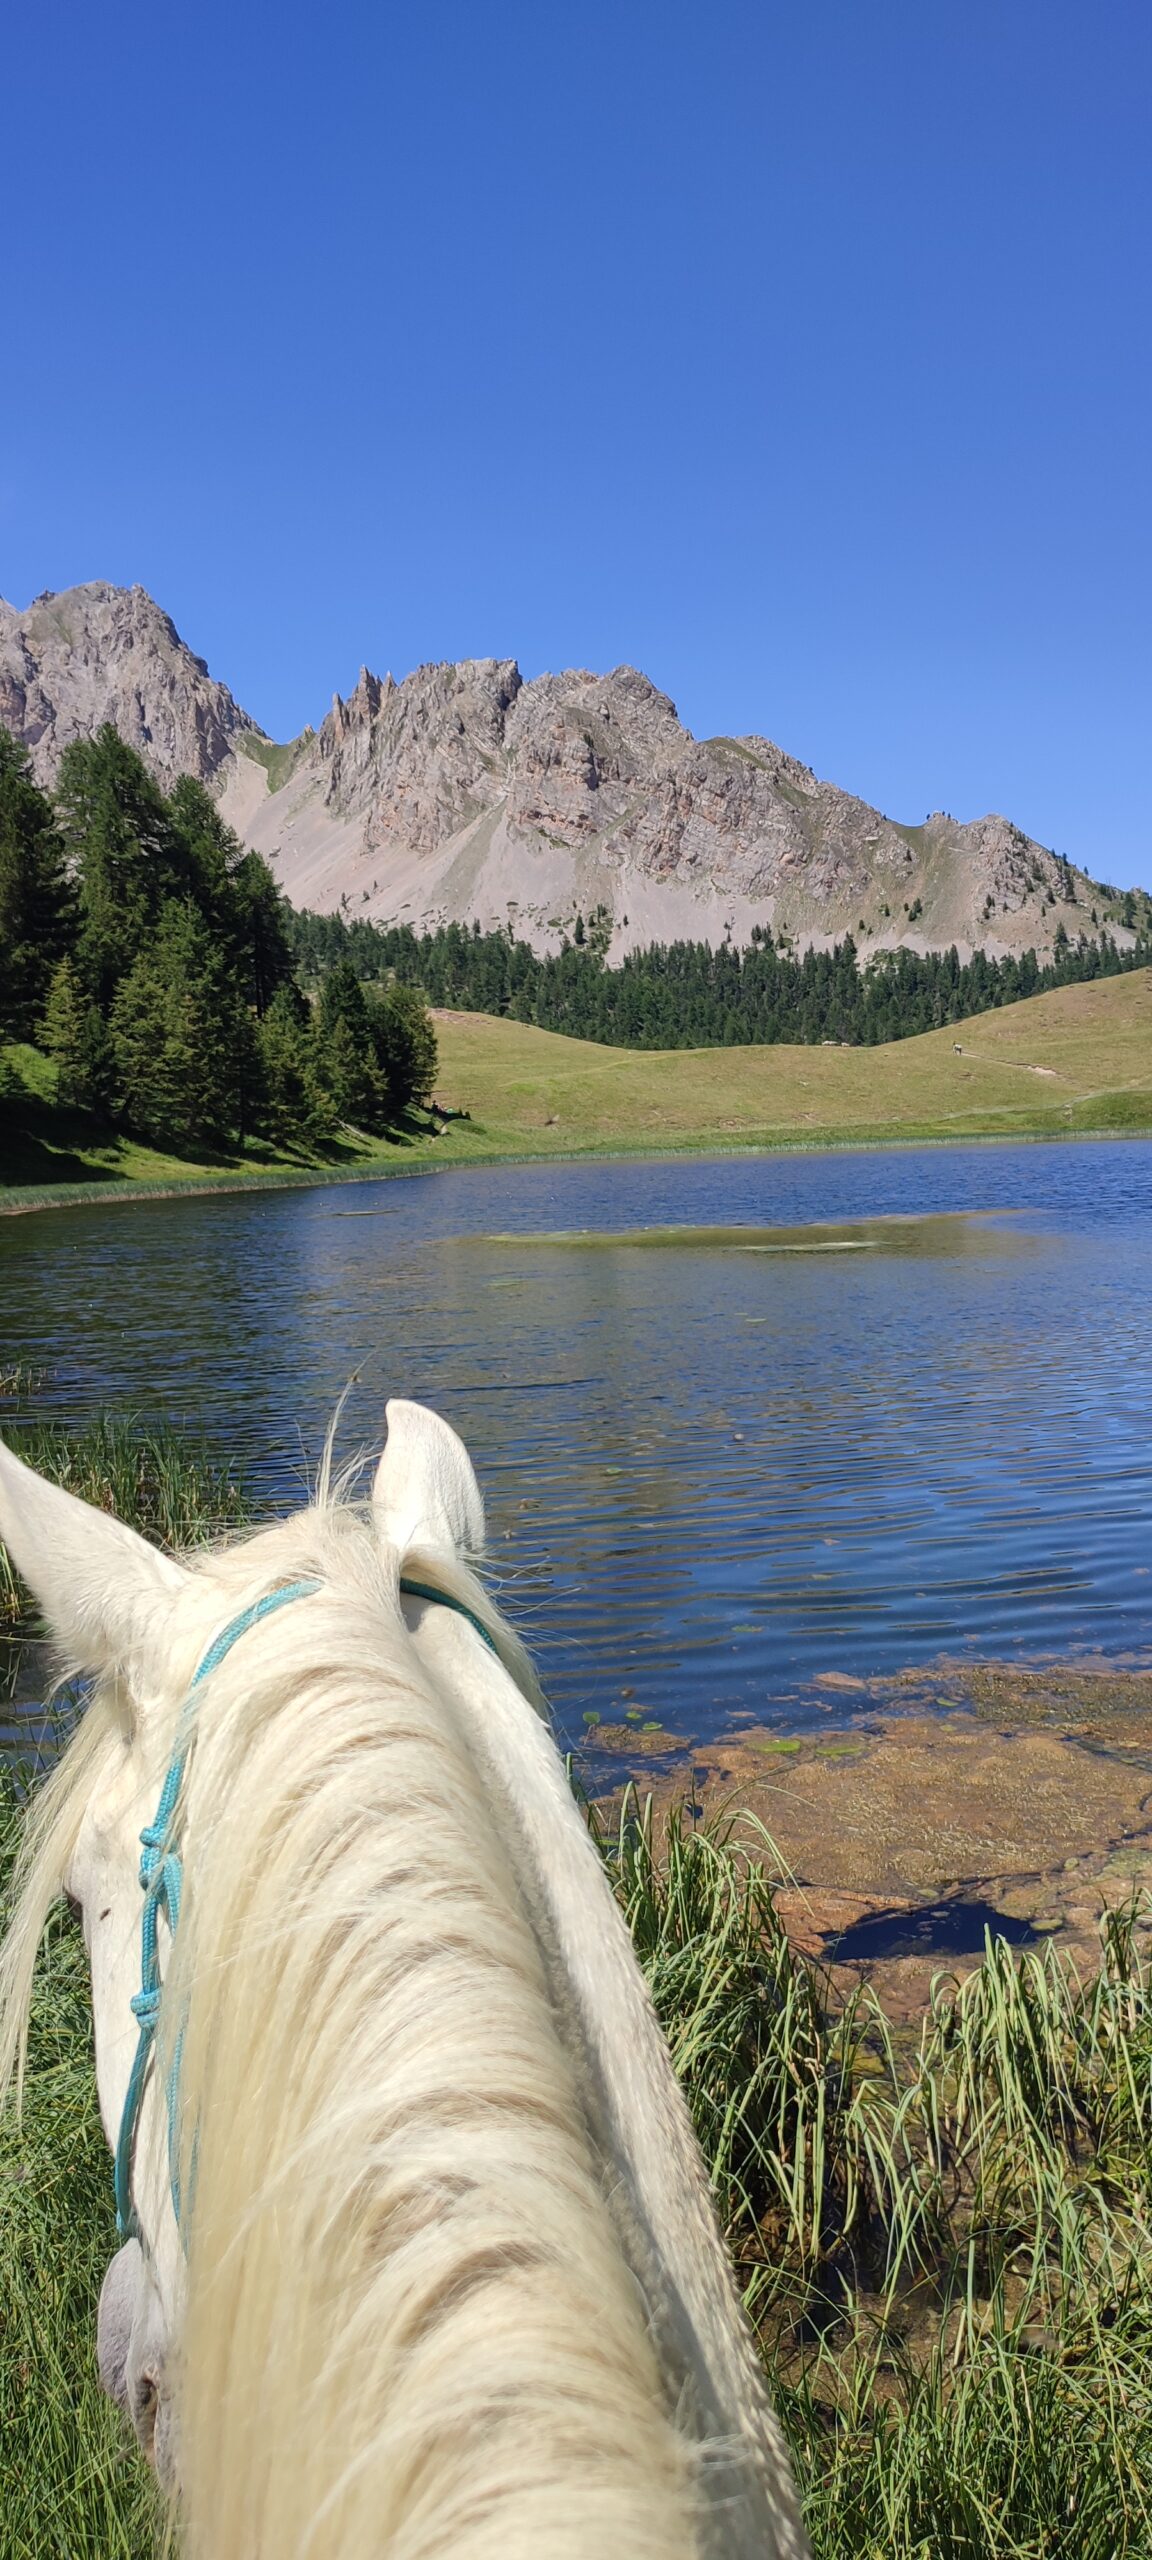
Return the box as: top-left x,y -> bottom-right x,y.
0,581 -> 1130,959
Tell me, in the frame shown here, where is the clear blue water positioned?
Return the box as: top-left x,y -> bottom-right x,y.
3,1140 -> 1151,1751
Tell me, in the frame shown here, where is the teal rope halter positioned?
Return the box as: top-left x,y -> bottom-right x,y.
113,1578 -> 321,2241
113,1571 -> 500,2244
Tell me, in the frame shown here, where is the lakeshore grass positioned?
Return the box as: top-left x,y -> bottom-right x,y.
601,1795 -> 1152,2556
2,1416 -> 1151,2554
0,1411 -> 253,1649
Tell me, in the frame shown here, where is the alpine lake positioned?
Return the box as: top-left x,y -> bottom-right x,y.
4,1137 -> 1152,1985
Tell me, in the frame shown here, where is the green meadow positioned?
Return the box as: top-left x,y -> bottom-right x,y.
427,964 -> 1152,1156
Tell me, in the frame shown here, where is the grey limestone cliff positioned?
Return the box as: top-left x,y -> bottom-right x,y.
0,583 -> 259,788
0,582 -> 1118,961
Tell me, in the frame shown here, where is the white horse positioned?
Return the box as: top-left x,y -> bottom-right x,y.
0,1399 -> 807,2560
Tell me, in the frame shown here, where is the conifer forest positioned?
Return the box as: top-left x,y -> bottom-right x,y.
3,720 -> 1150,1166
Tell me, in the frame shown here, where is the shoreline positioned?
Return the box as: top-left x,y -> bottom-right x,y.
6,969 -> 1150,1215
591,1654 -> 1152,2024
4,1116 -> 1152,1219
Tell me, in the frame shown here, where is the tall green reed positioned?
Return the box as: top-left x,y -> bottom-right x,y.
611,1793 -> 1152,2557
0,1410 -> 252,1639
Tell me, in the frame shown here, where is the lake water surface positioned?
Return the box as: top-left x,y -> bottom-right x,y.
3,1140 -> 1151,1751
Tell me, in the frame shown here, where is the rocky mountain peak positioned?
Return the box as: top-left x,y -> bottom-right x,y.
0,581 -> 261,787
0,580 -> 1123,964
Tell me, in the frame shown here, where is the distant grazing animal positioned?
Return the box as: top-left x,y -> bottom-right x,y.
0,1403 -> 808,2560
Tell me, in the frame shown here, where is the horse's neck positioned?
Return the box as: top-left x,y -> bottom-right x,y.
171,1607 -> 701,2560
404,1594 -> 809,2560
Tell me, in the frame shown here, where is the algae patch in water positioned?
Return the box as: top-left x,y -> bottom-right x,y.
477,1208 -> 1030,1257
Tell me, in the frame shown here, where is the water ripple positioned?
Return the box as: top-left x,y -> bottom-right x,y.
2,1140 -> 1151,1748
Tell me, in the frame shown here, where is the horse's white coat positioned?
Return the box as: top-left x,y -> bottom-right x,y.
0,1409 -> 809,2560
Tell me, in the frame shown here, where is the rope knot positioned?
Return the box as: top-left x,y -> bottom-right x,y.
130,1987 -> 161,2031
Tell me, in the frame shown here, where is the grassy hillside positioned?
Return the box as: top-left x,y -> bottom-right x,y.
3,970 -> 1150,1208
428,967 -> 1152,1155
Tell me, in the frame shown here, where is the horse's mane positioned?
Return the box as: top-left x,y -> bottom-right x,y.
0,1492 -> 807,2560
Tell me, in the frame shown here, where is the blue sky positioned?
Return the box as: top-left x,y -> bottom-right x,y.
4,0 -> 1149,885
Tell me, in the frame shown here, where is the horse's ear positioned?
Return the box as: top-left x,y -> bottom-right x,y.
0,1436 -> 187,1673
372,1399 -> 485,1558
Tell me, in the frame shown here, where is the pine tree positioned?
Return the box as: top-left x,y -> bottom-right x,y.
57,729 -> 187,1007
233,850 -> 295,1015
155,902 -> 252,1147
316,961 -> 382,1125
369,982 -> 438,1114
110,954 -> 177,1143
258,986 -> 319,1146
41,954 -> 88,1095
40,956 -> 115,1117
108,900 -> 252,1151
0,731 -> 76,1037
316,958 -> 372,1046
319,1012 -> 380,1126
167,778 -> 293,1015
167,774 -> 242,916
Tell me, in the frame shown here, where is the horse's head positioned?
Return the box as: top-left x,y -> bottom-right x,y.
0,1406 -> 809,2560
0,1400 -> 488,2482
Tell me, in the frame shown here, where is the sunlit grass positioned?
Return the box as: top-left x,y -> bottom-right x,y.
429,970 -> 1152,1157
